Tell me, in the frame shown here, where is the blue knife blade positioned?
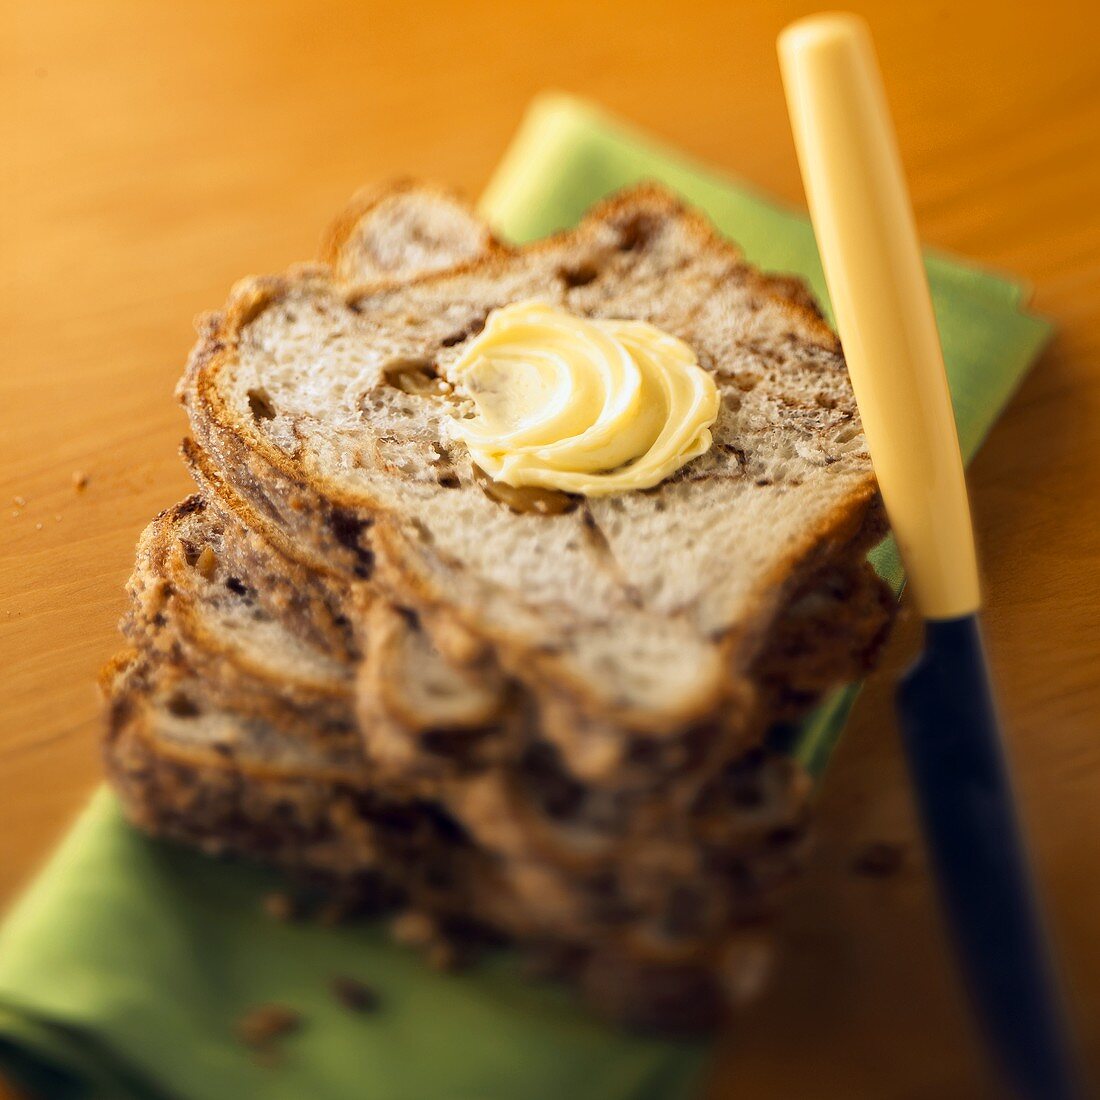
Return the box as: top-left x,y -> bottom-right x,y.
897,615 -> 1079,1098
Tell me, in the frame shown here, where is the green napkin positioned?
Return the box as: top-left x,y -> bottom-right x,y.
0,94 -> 1051,1100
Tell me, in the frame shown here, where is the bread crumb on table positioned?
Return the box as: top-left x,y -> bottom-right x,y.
12,495 -> 26,507
330,976 -> 380,1013
390,909 -> 436,947
427,940 -> 459,971
234,1004 -> 302,1049
72,470 -> 89,491
261,891 -> 297,922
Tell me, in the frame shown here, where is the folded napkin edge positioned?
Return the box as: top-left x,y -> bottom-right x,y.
482,89 -> 1052,327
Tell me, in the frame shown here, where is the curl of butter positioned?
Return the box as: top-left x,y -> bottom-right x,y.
448,300 -> 720,496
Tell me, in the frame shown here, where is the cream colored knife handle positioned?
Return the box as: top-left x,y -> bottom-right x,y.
779,13 -> 980,620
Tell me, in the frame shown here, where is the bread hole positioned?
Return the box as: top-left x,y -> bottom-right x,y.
730,371 -> 760,393
368,804 -> 421,837
409,517 -> 434,546
225,576 -> 250,597
247,388 -> 277,421
815,392 -> 838,410
440,312 -> 487,348
166,692 -> 200,719
558,263 -> 599,289
382,357 -> 447,397
472,465 -> 579,516
833,422 -> 861,444
329,508 -> 375,578
579,507 -> 629,586
420,726 -> 493,760
616,214 -> 656,252
419,801 -> 470,847
395,606 -> 421,631
437,473 -> 461,489
180,540 -> 200,566
724,751 -> 766,808
718,442 -> 748,470
766,825 -> 802,849
520,742 -> 586,821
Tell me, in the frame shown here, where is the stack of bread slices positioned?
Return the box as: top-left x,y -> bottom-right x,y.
102,181 -> 894,1030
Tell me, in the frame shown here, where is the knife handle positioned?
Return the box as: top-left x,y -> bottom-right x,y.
778,13 -> 980,621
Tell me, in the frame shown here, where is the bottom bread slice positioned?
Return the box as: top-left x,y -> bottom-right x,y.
103,647 -> 812,1032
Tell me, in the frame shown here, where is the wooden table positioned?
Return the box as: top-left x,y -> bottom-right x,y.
4,0 -> 1098,1094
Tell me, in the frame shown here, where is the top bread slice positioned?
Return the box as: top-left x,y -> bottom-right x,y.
181,184 -> 888,749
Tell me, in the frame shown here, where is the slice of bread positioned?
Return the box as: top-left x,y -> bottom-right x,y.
181,184 -> 890,761
122,496 -> 355,730
102,650 -> 365,784
180,436 -> 361,659
182,438 -> 516,751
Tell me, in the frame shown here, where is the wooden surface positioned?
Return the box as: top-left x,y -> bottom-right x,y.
4,0 -> 1099,1095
